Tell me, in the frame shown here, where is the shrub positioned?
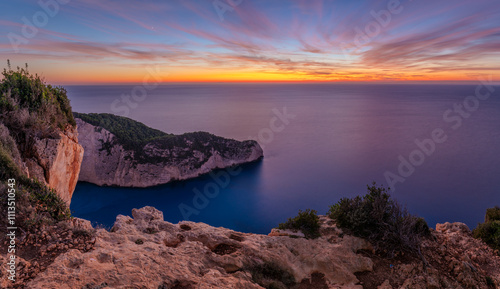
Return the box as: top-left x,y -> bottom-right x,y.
72,229 -> 93,238
246,261 -> 296,289
0,160 -> 71,231
23,176 -> 71,222
328,183 -> 430,257
485,206 -> 500,223
0,61 -> 73,233
486,276 -> 495,287
0,145 -> 21,181
278,209 -> 321,239
473,208 -> 500,251
0,62 -> 75,130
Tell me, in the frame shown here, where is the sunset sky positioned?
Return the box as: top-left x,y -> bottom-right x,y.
1,0 -> 499,84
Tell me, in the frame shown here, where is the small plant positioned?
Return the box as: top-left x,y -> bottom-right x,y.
135,239 -> 144,245
473,207 -> 500,251
328,183 -> 430,257
246,261 -> 296,289
73,229 -> 93,238
278,209 -> 321,239
25,177 -> 71,221
1,61 -> 76,129
268,282 -> 286,289
144,227 -> 158,234
486,276 -> 495,287
485,206 -> 500,223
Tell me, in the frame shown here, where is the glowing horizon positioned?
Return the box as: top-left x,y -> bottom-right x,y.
1,0 -> 499,84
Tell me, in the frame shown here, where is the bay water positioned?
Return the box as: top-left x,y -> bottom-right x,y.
68,83 -> 500,234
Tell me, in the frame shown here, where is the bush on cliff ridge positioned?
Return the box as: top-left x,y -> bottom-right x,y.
485,206 -> 500,223
278,209 -> 321,239
0,61 -> 73,233
473,207 -> 500,251
328,183 -> 430,257
0,61 -> 76,131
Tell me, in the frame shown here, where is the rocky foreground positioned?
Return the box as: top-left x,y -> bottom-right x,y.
2,206 -> 498,289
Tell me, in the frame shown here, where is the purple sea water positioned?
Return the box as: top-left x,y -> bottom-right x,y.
67,83 -> 500,234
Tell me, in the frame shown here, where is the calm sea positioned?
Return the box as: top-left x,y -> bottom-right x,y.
67,83 -> 500,234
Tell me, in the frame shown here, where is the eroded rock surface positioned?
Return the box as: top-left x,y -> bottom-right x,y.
2,208 -> 497,289
29,128 -> 84,204
26,207 -> 373,289
362,222 -> 500,289
0,123 -> 83,205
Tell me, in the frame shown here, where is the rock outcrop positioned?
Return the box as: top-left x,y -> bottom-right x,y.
0,123 -> 83,205
25,127 -> 84,205
24,207 -> 373,289
75,118 -> 263,187
358,222 -> 500,289
12,207 -> 498,289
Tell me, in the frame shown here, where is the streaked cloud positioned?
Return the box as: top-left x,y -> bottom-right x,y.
0,0 -> 498,83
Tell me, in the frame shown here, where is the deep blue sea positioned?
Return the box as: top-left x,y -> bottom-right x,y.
67,83 -> 500,234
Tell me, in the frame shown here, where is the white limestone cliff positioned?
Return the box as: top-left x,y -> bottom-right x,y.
75,118 -> 263,187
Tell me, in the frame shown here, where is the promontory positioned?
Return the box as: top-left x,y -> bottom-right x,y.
74,112 -> 263,188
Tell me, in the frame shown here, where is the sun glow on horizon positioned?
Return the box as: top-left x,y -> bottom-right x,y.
1,1 -> 499,84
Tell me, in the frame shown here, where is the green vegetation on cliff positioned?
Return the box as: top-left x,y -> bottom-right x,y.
0,145 -> 70,231
278,209 -> 321,239
0,62 -> 72,233
277,184 -> 430,256
1,62 -> 75,132
328,183 -> 430,257
74,112 -> 257,165
473,206 -> 500,251
73,112 -> 171,150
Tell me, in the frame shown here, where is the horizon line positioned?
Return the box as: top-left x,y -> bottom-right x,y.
56,80 -> 500,86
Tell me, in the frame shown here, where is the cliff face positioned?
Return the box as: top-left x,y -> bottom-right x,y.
0,67 -> 84,206
75,118 -> 263,187
25,127 -> 84,204
2,122 -> 84,205
17,207 -> 500,289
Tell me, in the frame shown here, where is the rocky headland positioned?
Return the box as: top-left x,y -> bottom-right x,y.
74,113 -> 263,187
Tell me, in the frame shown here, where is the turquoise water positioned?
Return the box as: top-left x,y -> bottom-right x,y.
68,83 -> 500,234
